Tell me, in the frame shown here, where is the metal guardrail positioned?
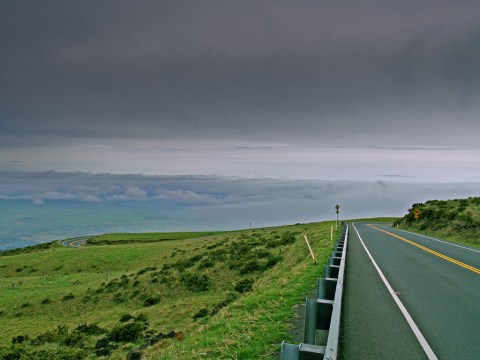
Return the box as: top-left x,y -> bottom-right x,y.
280,224 -> 348,360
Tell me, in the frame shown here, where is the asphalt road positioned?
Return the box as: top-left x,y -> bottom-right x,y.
59,236 -> 90,247
340,222 -> 480,360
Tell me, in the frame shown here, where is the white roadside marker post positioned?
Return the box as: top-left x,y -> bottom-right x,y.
304,235 -> 316,264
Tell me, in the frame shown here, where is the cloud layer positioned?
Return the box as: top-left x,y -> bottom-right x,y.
2,171 -> 479,217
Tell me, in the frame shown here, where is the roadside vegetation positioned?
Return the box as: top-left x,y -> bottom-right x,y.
394,196 -> 480,247
0,222 -> 337,359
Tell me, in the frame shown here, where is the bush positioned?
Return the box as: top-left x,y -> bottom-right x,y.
173,255 -> 203,272
279,232 -> 296,245
31,327 -> 63,346
112,292 -> 127,304
137,266 -> 157,275
134,313 -> 148,324
193,308 -> 209,320
95,337 -> 114,357
180,272 -> 210,292
239,260 -> 261,274
60,332 -> 84,347
120,314 -> 134,323
143,295 -> 160,307
263,254 -> 281,269
210,292 -> 238,315
198,258 -> 215,269
234,278 -> 254,293
75,322 -> 105,335
62,293 -> 75,301
41,298 -> 51,305
108,321 -> 146,342
12,335 -> 29,344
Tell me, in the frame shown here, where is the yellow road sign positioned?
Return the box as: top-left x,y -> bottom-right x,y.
413,209 -> 420,220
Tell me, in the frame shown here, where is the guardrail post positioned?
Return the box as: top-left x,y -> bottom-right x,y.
329,256 -> 341,266
280,342 -> 300,359
324,265 -> 339,279
304,299 -> 317,345
317,278 -> 336,300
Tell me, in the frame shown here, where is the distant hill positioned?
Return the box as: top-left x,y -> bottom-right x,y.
394,197 -> 480,246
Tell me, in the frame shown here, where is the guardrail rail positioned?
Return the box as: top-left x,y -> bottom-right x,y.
280,223 -> 348,360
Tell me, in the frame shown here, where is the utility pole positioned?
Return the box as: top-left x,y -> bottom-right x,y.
335,204 -> 340,229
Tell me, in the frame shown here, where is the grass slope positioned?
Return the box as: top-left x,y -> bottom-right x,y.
394,196 -> 480,247
87,231 -> 229,245
0,221 -> 338,359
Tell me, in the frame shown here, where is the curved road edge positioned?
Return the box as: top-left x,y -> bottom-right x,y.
58,236 -> 91,248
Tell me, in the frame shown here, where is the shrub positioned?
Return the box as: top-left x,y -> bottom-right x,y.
239,260 -> 261,274
180,272 -> 210,292
137,266 -> 157,275
12,335 -> 29,344
211,292 -> 238,315
198,258 -> 215,269
263,254 -> 281,269
41,298 -> 51,305
279,232 -> 296,245
120,314 -> 134,323
108,321 -> 146,342
143,295 -> 160,307
173,255 -> 203,272
95,337 -> 114,357
234,278 -> 254,293
31,329 -> 60,346
60,332 -> 85,347
112,292 -> 127,304
62,293 -> 75,301
134,313 -> 148,324
193,308 -> 209,320
75,322 -> 105,335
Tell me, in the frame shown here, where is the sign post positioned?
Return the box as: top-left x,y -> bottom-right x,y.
335,204 -> 340,229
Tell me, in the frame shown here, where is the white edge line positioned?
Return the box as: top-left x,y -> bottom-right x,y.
389,227 -> 480,254
352,223 -> 438,360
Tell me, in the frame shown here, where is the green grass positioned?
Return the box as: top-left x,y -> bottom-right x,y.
87,231 -> 229,245
0,222 -> 339,359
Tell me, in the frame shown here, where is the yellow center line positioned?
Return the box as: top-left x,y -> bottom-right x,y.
367,224 -> 480,275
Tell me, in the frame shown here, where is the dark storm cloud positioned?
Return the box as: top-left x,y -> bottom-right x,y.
1,0 -> 480,147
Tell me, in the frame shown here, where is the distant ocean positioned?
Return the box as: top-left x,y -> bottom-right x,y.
0,200 -> 314,251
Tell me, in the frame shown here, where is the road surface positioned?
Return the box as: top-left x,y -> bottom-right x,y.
59,236 -> 90,248
340,222 -> 480,360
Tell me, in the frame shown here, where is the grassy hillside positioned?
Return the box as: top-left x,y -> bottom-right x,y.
0,222 -> 338,359
394,197 -> 480,247
87,231 -> 229,245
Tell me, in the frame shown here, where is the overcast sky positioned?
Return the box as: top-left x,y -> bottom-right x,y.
1,0 -> 480,181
